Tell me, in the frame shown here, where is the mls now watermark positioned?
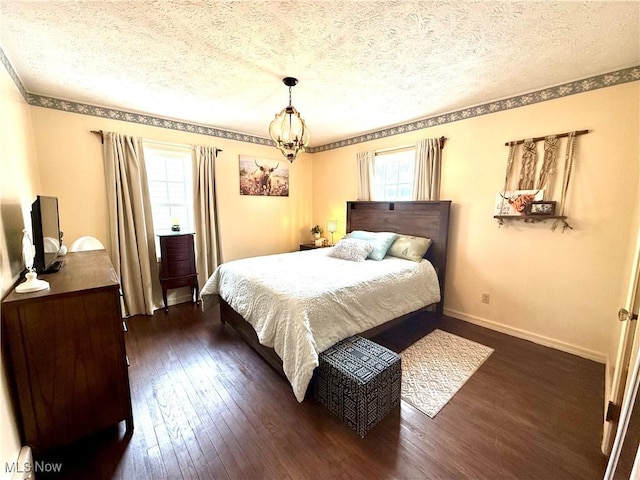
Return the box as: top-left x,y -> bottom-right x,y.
6,460 -> 63,474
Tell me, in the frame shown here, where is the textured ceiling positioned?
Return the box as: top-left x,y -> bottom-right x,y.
1,1 -> 638,147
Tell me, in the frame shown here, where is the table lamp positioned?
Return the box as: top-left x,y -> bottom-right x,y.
327,220 -> 337,245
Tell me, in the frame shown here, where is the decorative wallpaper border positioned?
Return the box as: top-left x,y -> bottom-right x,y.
0,47 -> 28,99
26,93 -> 273,147
309,65 -> 640,153
2,47 -> 638,152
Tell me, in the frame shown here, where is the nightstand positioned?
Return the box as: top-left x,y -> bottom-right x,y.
158,233 -> 198,311
300,243 -> 328,251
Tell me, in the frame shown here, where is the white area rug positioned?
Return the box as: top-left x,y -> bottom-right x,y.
401,329 -> 494,418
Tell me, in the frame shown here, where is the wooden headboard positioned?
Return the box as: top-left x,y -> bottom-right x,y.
346,201 -> 452,315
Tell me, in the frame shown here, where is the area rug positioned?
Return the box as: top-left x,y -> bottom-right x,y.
401,329 -> 494,418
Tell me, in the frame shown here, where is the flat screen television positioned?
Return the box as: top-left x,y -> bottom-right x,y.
31,195 -> 62,273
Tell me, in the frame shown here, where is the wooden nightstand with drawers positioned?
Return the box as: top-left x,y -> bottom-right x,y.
158,233 -> 198,312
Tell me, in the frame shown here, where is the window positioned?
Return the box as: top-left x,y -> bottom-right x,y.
373,148 -> 415,201
143,143 -> 193,249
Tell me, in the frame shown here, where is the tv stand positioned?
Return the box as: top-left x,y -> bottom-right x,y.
45,259 -> 65,273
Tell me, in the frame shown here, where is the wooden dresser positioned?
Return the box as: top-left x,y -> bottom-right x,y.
158,233 -> 198,311
1,250 -> 133,454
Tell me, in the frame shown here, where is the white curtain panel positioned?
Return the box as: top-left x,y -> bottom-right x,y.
192,145 -> 221,289
356,150 -> 375,201
103,132 -> 161,316
413,138 -> 442,201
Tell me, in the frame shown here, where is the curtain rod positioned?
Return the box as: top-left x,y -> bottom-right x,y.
144,138 -> 212,152
375,136 -> 447,155
90,130 -> 104,144
504,130 -> 589,146
90,130 -> 223,154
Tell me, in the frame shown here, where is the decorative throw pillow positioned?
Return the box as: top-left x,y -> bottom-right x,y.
387,235 -> 432,262
327,238 -> 374,262
347,230 -> 398,261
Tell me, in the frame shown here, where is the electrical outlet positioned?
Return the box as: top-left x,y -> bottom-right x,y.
481,293 -> 490,304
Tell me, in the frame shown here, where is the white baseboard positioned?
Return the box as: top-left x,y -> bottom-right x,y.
168,293 -> 197,306
159,288 -> 198,310
444,308 -> 607,364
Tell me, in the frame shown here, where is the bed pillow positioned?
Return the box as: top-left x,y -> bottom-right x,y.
327,238 -> 374,262
387,235 -> 432,262
347,230 -> 398,261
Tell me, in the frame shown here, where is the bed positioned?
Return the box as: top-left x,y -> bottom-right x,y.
201,200 -> 451,401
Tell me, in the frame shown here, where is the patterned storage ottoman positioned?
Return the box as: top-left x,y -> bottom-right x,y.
314,335 -> 401,438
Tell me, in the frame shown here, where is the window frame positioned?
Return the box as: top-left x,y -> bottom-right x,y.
373,147 -> 416,201
143,142 -> 194,253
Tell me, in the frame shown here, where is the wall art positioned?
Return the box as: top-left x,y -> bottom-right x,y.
239,155 -> 289,196
494,189 -> 544,216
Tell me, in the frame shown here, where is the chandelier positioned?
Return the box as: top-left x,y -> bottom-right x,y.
269,77 -> 310,163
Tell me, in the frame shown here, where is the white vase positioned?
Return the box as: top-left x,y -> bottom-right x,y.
313,233 -> 320,239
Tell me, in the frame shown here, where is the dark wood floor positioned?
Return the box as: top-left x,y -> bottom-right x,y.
39,303 -> 608,479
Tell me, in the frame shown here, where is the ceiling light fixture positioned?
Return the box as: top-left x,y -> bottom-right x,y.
269,77 -> 310,163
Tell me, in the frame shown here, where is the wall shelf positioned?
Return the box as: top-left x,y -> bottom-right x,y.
497,129 -> 585,233
494,215 -> 572,231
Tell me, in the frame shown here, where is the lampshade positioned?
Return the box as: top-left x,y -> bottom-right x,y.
269,77 -> 310,163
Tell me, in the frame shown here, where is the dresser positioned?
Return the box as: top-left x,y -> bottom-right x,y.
158,233 -> 198,311
1,250 -> 133,454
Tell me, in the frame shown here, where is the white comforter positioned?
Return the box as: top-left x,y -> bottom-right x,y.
200,248 -> 440,402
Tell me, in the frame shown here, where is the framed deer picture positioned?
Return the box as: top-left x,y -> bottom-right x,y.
239,155 -> 290,196
494,189 -> 544,216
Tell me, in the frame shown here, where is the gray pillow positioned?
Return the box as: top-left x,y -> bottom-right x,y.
386,235 -> 432,262
327,238 -> 374,262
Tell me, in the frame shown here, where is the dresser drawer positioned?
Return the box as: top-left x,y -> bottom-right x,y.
162,236 -> 193,256
163,276 -> 197,290
162,259 -> 195,278
164,247 -> 192,262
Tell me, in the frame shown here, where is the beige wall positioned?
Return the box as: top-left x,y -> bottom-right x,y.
3,53 -> 639,468
1,69 -> 314,471
0,66 -> 41,477
30,108 -> 314,262
312,82 -> 640,363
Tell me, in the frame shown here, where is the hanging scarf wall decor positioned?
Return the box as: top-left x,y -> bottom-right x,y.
496,142 -> 519,224
497,129 -> 588,229
518,139 -> 537,190
504,142 -> 518,188
537,135 -> 559,197
552,131 -> 577,232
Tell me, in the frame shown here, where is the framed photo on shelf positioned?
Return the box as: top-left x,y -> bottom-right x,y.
529,200 -> 557,216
